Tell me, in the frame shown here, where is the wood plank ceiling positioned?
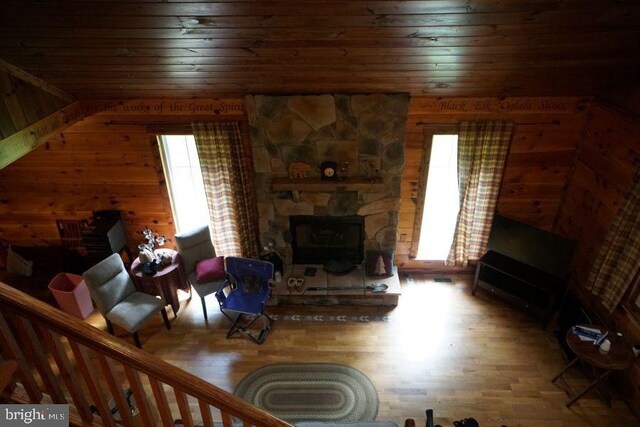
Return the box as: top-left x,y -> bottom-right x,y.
0,1 -> 639,99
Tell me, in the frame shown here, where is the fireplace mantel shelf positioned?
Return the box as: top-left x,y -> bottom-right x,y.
271,177 -> 384,192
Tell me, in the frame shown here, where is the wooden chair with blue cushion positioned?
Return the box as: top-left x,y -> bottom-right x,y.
175,225 -> 226,321
215,257 -> 274,344
82,253 -> 170,348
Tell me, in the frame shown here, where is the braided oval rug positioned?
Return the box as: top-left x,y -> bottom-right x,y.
234,363 -> 378,423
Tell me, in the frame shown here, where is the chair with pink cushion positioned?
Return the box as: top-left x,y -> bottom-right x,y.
174,225 -> 226,321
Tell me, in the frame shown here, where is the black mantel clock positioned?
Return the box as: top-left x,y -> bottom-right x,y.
320,161 -> 338,180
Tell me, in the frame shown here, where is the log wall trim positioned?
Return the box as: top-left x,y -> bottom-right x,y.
0,101 -> 84,169
81,99 -> 245,117
0,58 -> 75,103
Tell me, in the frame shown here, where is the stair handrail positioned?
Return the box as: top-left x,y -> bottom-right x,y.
0,281 -> 292,427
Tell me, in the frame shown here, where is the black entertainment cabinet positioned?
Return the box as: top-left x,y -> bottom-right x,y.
473,215 -> 575,325
473,251 -> 564,324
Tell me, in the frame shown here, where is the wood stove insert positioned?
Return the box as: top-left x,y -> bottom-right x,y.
289,215 -> 364,266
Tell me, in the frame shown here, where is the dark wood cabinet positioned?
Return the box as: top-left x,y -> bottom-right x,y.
82,210 -> 129,263
473,250 -> 565,325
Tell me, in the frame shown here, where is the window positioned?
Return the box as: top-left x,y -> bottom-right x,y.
415,134 -> 460,261
158,135 -> 209,234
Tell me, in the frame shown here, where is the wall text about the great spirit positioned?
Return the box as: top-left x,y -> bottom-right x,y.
82,99 -> 245,116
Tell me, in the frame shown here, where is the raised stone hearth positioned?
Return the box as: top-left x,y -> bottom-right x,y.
271,264 -> 401,306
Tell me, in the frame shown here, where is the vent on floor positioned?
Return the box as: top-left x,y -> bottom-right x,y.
433,277 -> 453,283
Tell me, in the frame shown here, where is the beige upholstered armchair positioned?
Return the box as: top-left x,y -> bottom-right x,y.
82,253 -> 170,348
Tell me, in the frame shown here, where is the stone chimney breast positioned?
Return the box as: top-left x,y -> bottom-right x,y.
245,94 -> 409,263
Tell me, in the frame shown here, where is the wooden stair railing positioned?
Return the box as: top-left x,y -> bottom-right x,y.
0,282 -> 294,427
0,359 -> 17,394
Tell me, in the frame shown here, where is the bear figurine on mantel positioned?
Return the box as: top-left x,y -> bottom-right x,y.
288,162 -> 311,179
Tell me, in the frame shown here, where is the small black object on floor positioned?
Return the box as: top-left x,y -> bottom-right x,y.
433,277 -> 453,283
453,418 -> 479,427
427,409 -> 485,427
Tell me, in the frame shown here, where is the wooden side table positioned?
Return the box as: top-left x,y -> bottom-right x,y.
130,249 -> 189,316
551,324 -> 634,407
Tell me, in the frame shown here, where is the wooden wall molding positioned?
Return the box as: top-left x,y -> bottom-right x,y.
409,96 -> 591,115
0,58 -> 75,103
82,99 -> 244,117
0,101 -> 84,169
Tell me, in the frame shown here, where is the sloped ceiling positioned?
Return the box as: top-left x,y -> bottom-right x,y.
0,1 -> 639,99
0,68 -> 69,138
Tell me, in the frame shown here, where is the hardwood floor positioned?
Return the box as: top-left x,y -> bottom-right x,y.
86,273 -> 638,427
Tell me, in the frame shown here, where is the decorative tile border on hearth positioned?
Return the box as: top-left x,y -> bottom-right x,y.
271,314 -> 392,323
245,94 -> 410,264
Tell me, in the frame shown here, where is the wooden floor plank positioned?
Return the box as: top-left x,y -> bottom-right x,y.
80,273 -> 638,427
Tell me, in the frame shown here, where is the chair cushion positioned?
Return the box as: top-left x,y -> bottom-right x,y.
188,271 -> 225,299
195,256 -> 225,283
105,292 -> 165,333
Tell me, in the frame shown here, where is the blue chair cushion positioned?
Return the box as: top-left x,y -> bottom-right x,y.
221,286 -> 268,315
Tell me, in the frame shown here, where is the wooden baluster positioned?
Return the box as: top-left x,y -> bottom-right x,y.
0,312 -> 42,402
221,410 -> 233,427
198,399 -> 214,427
96,354 -> 134,426
12,315 -> 66,403
0,360 -> 18,394
175,389 -> 195,427
124,366 -> 156,427
39,329 -> 93,422
149,377 -> 174,426
69,342 -> 117,427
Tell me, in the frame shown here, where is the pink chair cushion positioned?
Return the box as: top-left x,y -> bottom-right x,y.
195,256 -> 225,283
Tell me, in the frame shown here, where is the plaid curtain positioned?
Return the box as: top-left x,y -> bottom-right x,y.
446,121 -> 513,267
192,122 -> 260,258
586,170 -> 640,312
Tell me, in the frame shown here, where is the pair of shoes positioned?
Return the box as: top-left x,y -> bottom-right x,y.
453,419 -> 479,427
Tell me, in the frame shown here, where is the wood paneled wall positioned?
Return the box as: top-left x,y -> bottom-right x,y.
0,95 -> 591,265
597,81 -> 640,117
397,97 -> 590,269
0,99 -> 246,249
555,102 -> 640,414
0,69 -> 68,138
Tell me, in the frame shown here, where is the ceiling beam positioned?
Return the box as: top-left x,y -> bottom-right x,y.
0,58 -> 75,103
0,101 -> 84,170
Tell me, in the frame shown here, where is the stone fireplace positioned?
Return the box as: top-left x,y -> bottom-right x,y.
245,94 -> 409,265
